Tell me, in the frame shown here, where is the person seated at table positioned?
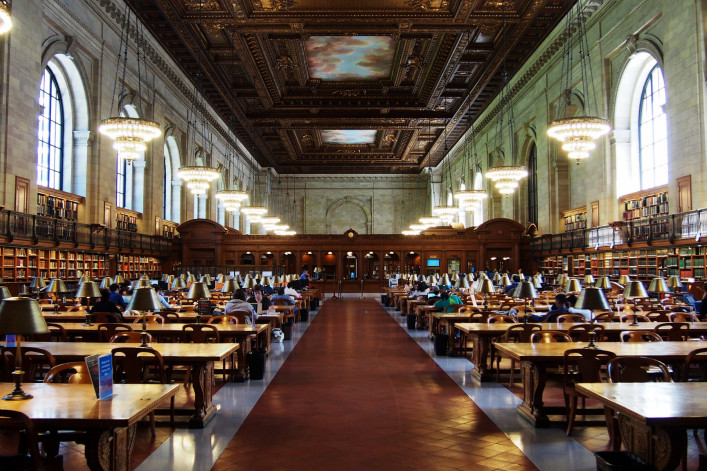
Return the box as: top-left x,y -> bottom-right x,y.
271,287 -> 296,323
409,282 -> 429,298
434,290 -> 463,313
527,293 -> 569,322
504,275 -> 521,295
285,281 -> 302,299
225,288 -> 256,324
108,283 -> 127,311
156,289 -> 172,310
247,285 -> 272,314
427,285 -> 440,299
89,289 -> 124,321
261,282 -> 275,296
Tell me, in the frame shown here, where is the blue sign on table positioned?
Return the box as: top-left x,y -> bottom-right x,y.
86,353 -> 113,399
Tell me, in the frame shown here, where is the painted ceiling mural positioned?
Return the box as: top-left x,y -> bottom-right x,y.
305,36 -> 395,81
321,130 -> 378,145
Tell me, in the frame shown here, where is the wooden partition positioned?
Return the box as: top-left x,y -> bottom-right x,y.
169,218 -> 531,292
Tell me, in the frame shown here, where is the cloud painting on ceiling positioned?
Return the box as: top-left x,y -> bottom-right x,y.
305,36 -> 394,80
321,130 -> 377,145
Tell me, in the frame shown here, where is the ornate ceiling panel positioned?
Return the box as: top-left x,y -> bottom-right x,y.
124,0 -> 576,174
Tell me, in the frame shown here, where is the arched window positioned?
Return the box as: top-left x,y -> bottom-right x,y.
163,135 -> 181,222
37,68 -> 63,189
638,65 -> 668,189
116,155 -> 128,208
527,144 -> 538,225
115,105 -> 144,212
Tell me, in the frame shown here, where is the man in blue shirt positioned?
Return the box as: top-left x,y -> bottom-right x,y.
108,283 -> 126,310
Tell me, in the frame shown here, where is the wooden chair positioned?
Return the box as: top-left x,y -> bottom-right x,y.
111,347 -> 174,436
494,323 -> 542,385
646,310 -> 671,322
592,311 -> 615,323
556,314 -> 587,323
654,322 -> 690,341
619,313 -> 651,323
110,331 -> 152,343
32,323 -> 67,342
562,348 -> 616,436
161,311 -> 180,323
182,324 -> 220,343
619,330 -> 663,343
132,314 -> 164,325
0,410 -> 45,471
567,323 -> 605,342
97,323 -> 133,342
487,315 -> 517,324
90,312 -> 121,323
43,362 -> 92,384
683,347 -> 707,382
669,312 -> 698,323
207,315 -> 238,325
530,331 -> 572,343
608,356 -> 672,383
0,347 -> 56,382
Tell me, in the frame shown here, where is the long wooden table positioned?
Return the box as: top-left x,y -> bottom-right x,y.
21,341 -> 238,428
493,340 -> 707,427
456,322 -> 707,382
0,383 -> 179,471
576,382 -> 707,471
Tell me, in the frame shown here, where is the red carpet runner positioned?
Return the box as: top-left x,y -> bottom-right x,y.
213,299 -> 537,471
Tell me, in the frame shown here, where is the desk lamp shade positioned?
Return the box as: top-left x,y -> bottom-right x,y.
131,278 -> 152,290
564,279 -> 582,293
216,274 -> 226,284
187,274 -> 197,283
235,274 -> 243,284
171,277 -> 187,289
667,275 -> 683,290
75,281 -> 101,298
500,274 -> 511,287
180,273 -> 188,281
440,274 -> 452,286
648,277 -> 670,293
160,274 -> 169,282
243,277 -> 256,289
513,281 -> 538,300
186,282 -> 211,300
575,287 -> 610,310
583,274 -> 595,285
126,287 -> 162,312
556,274 -> 566,286
272,275 -> 281,285
113,274 -> 125,284
451,273 -> 458,282
78,274 -> 91,283
456,276 -> 470,289
478,278 -> 495,294
167,275 -> 175,286
617,274 -> 631,286
99,277 -> 114,290
221,279 -> 238,293
623,280 -> 648,299
262,276 -> 273,287
493,272 -> 501,282
0,298 -> 48,400
532,276 -> 543,289
0,286 -> 10,301
29,277 -> 46,290
594,276 -> 611,289
46,279 -> 68,294
201,275 -> 212,284
140,274 -> 150,281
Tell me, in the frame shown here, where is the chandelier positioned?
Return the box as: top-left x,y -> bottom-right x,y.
402,229 -> 420,236
486,166 -> 529,195
215,189 -> 248,211
98,7 -> 161,163
177,166 -> 220,195
547,2 -> 611,163
453,105 -> 487,210
419,216 -> 441,226
241,206 -> 268,222
455,189 -> 488,205
275,230 -> 296,236
0,2 -> 11,34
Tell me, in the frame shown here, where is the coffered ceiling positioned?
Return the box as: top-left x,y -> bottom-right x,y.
125,0 -> 576,174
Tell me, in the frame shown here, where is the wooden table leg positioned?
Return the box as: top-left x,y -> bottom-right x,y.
188,361 -> 216,428
470,335 -> 493,382
517,360 -> 550,427
84,424 -> 136,471
618,415 -> 686,471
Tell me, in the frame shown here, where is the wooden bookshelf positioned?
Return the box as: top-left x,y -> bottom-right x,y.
116,209 -> 140,232
562,206 -> 587,232
37,187 -> 84,222
620,186 -> 669,221
0,247 -> 108,282
117,254 -> 161,280
162,222 -> 177,239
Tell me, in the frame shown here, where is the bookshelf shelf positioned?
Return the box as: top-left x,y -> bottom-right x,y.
37,187 -> 84,222
562,206 -> 587,232
0,247 -> 109,282
116,209 -> 140,232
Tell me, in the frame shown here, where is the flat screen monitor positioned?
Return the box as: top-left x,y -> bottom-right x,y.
426,259 -> 440,267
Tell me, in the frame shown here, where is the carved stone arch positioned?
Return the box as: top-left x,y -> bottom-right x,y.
325,196 -> 371,235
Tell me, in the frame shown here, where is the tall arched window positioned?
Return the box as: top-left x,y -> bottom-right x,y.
527,144 -> 538,225
115,105 -> 144,212
37,68 -> 64,189
116,155 -> 128,208
163,134 -> 181,222
638,65 -> 668,189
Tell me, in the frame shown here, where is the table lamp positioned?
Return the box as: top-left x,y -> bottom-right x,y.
187,273 -> 197,283
456,275 -> 470,290
186,281 -> 211,324
0,285 -> 12,301
426,275 -> 435,285
512,280 -> 538,322
78,274 -> 91,283
499,274 -> 511,288
201,274 -> 212,285
126,286 -> 162,347
451,273 -> 458,283
99,276 -> 114,290
221,279 -> 238,294
0,297 -> 48,400
440,274 -> 452,288
113,274 -> 125,284
160,274 -> 169,283
564,278 -> 582,293
46,278 -> 68,314
532,276 -> 543,290
556,273 -> 566,288
29,277 -> 46,296
262,276 -> 273,288
171,277 -> 187,290
478,278 -> 495,308
75,281 -> 101,326
667,275 -> 683,292
243,276 -> 256,291
617,274 -> 630,286
594,276 -> 611,290
623,280 -> 648,326
648,277 -> 670,300
574,287 -> 610,348
216,274 -> 226,284
583,274 -> 595,286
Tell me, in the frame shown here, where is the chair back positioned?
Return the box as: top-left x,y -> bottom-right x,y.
567,323 -> 606,342
683,347 -> 707,382
32,323 -> 67,342
207,315 -> 238,325
668,312 -> 697,323
654,322 -> 690,341
0,346 -> 56,382
469,312 -> 490,323
607,356 -> 673,383
592,312 -> 615,323
487,315 -> 518,324
182,324 -> 220,343
97,323 -> 133,342
530,331 -> 572,343
272,299 -> 290,306
556,314 -> 587,323
619,313 -> 650,323
132,314 -> 165,325
111,347 -> 166,384
161,311 -> 180,323
91,312 -> 120,323
647,310 -> 671,322
503,323 -> 542,343
43,361 -> 92,384
0,410 -> 43,470
563,348 -> 617,384
110,331 -> 151,343
619,330 -> 663,343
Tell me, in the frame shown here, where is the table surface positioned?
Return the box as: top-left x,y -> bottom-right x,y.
493,340 -> 707,361
51,322 -> 266,335
575,382 -> 707,428
455,321 -> 707,334
19,341 -> 239,362
0,383 -> 179,428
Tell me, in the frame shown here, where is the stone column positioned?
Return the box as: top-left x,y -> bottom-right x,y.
198,194 -> 207,219
72,130 -> 91,197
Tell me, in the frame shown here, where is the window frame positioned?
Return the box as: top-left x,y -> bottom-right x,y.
36,67 -> 64,190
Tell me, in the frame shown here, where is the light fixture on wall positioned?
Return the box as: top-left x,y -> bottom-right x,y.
0,1 -> 12,34
177,73 -> 220,195
547,1 -> 611,163
98,6 -> 161,164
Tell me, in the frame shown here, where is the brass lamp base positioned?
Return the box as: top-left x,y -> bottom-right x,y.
140,330 -> 151,349
3,372 -> 32,400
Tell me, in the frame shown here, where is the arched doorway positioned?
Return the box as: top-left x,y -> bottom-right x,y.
301,252 -> 317,273
383,252 -> 400,278
240,252 -> 255,265
363,252 -> 379,279
405,252 -> 420,276
322,252 -> 336,279
344,251 -> 358,280
282,252 -> 296,274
